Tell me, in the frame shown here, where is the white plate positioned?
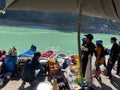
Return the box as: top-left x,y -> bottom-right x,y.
39,59 -> 49,63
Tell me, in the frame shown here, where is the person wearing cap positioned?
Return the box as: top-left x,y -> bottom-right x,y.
116,41 -> 120,76
21,52 -> 45,84
81,34 -> 96,77
106,37 -> 119,79
94,39 -> 105,77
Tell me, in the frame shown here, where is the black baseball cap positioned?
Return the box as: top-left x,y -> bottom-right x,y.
84,34 -> 94,41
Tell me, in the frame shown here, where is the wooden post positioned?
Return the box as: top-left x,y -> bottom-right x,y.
77,0 -> 83,74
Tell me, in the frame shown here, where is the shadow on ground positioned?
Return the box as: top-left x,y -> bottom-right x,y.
0,74 -> 21,89
18,76 -> 50,90
93,77 -> 113,90
110,75 -> 120,90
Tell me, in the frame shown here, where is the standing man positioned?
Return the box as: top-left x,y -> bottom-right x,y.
116,41 -> 120,76
107,37 -> 119,79
81,34 -> 96,77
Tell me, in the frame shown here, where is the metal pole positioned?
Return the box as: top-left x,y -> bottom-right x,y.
77,0 -> 83,74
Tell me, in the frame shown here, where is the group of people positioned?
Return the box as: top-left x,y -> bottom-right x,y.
81,34 -> 120,79
18,34 -> 120,86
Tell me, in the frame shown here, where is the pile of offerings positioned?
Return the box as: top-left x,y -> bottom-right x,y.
55,54 -> 89,89
0,45 -> 90,89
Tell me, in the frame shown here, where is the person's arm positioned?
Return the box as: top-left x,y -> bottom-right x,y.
88,43 -> 96,56
109,45 -> 119,64
111,45 -> 119,60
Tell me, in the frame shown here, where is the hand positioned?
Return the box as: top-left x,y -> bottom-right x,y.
109,61 -> 112,64
119,53 -> 120,56
81,46 -> 84,51
95,60 -> 98,65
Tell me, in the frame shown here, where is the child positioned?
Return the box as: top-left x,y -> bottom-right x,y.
95,39 -> 105,77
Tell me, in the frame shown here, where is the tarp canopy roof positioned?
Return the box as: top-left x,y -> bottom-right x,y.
2,0 -> 120,20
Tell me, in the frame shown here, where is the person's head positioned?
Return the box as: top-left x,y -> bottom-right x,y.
96,39 -> 103,47
33,52 -> 41,60
111,37 -> 117,44
82,37 -> 86,44
2,50 -> 6,55
84,34 -> 94,43
82,37 -> 86,42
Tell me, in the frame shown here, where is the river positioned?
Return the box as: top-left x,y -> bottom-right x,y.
0,25 -> 119,55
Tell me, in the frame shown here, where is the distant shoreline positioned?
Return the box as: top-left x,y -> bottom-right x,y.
0,23 -> 119,35
0,10 -> 120,34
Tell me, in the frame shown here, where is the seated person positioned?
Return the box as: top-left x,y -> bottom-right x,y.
21,52 -> 44,84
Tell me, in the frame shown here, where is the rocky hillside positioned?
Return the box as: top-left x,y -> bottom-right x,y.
0,10 -> 120,34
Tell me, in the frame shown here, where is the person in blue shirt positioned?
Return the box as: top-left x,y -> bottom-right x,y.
21,52 -> 44,84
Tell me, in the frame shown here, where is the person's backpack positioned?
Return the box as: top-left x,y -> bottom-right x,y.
104,48 -> 109,55
99,47 -> 106,58
100,46 -> 110,58
99,46 -> 108,57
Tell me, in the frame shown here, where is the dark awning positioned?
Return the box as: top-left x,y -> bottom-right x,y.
3,0 -> 120,20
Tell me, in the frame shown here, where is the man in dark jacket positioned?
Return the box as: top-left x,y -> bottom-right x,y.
81,34 -> 96,77
107,37 -> 119,79
116,41 -> 120,76
21,52 -> 44,84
